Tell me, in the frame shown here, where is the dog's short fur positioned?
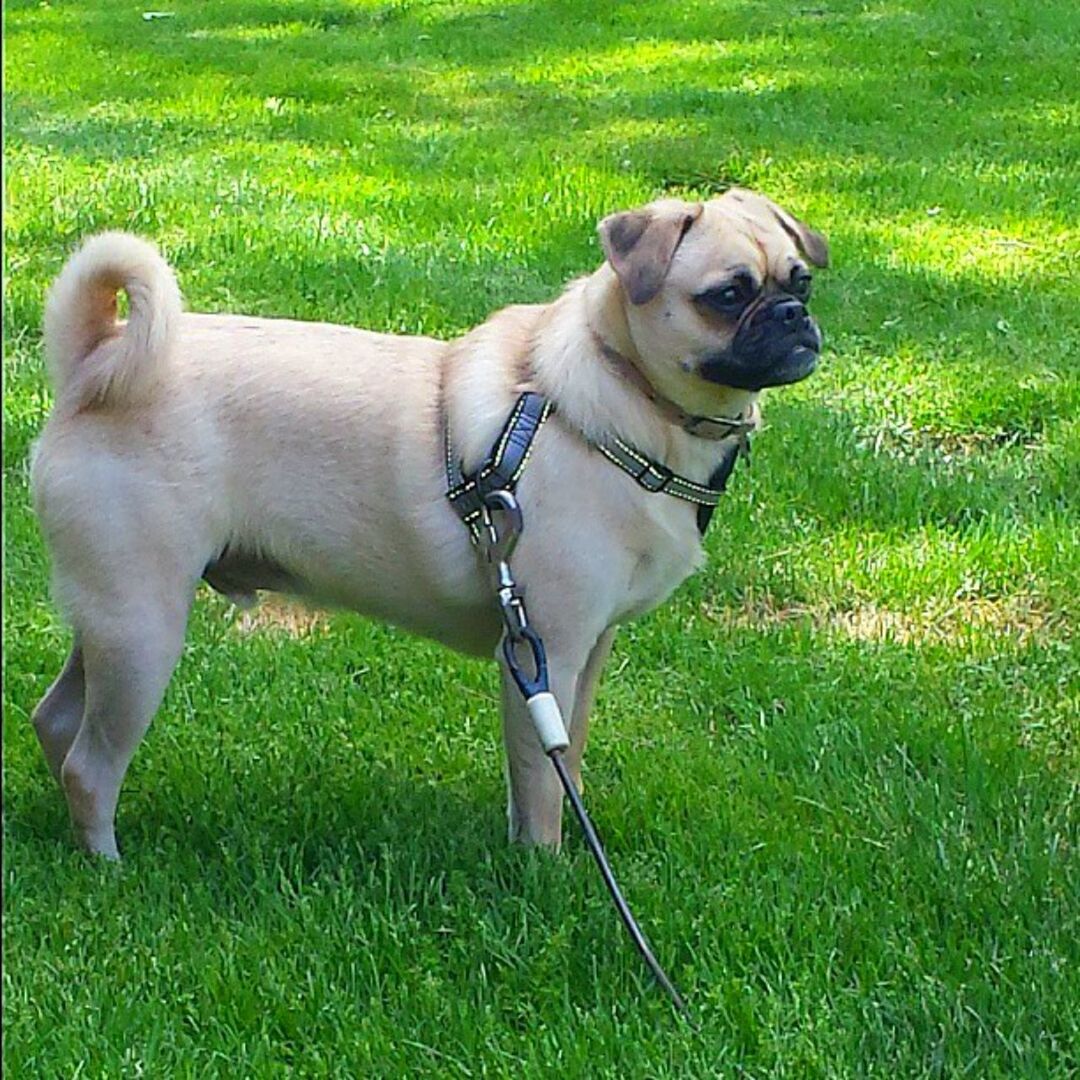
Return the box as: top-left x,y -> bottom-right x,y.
31,189 -> 827,858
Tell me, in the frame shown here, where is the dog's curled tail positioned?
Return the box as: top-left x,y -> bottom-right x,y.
44,232 -> 181,408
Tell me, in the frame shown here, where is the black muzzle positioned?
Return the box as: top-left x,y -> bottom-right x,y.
699,294 -> 822,390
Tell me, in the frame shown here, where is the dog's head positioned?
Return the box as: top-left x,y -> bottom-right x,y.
598,188 -> 828,401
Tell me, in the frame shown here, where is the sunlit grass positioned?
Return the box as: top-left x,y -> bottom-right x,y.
4,0 -> 1078,1075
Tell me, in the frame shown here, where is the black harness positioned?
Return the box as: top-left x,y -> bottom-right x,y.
446,393 -> 554,541
445,392 -> 749,538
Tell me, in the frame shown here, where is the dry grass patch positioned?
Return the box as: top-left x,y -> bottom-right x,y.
858,422 -> 1043,461
230,595 -> 328,637
704,590 -> 1063,647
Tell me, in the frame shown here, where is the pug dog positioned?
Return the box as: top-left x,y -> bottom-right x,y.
30,188 -> 827,858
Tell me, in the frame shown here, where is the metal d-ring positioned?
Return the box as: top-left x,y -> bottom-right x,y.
479,488 -> 523,565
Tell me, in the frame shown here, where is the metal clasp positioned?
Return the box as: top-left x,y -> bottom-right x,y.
479,488 -> 523,565
479,489 -> 528,643
682,413 -> 755,441
478,488 -> 549,697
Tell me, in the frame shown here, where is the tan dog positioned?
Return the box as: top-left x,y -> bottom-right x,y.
30,188 -> 828,858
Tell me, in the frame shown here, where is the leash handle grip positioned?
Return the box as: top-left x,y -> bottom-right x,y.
526,692 -> 569,753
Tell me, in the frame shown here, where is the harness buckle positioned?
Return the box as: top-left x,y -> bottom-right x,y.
682,414 -> 755,440
635,461 -> 673,493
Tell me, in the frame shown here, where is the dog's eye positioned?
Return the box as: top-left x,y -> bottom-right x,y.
790,270 -> 812,300
695,283 -> 748,313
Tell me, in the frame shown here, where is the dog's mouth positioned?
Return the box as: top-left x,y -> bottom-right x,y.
751,343 -> 819,388
698,295 -> 822,391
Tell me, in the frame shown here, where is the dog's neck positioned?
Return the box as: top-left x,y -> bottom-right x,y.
530,267 -> 758,484
587,331 -> 757,442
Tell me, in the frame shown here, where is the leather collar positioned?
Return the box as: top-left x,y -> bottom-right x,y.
591,332 -> 758,441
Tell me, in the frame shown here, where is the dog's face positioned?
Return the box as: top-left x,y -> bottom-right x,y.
598,188 -> 828,401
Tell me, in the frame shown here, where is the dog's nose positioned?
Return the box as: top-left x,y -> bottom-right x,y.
773,297 -> 808,326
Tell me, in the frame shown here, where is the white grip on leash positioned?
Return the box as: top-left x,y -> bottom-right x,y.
526,692 -> 569,752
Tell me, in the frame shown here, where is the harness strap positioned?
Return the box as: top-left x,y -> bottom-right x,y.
446,394 -> 748,540
595,438 -> 723,505
697,437 -> 745,534
446,391 -> 553,539
594,432 -> 747,533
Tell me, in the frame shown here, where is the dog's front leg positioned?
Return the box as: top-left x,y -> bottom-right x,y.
499,658 -> 573,848
500,629 -> 612,848
563,627 -> 616,797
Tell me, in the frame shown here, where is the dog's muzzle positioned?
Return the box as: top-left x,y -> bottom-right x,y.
698,294 -> 822,391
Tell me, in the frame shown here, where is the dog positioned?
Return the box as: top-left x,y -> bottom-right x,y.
30,188 -> 828,858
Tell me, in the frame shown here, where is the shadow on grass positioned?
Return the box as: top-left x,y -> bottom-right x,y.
6,0 -> 1072,198
5,614 -> 1071,1057
746,394 -> 1074,533
5,597 -> 1066,879
7,757 -> 506,885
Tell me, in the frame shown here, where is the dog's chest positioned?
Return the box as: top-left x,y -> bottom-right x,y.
618,511 -> 705,622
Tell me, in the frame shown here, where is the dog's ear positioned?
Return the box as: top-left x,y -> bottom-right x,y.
774,205 -> 829,268
726,188 -> 830,268
598,199 -> 704,305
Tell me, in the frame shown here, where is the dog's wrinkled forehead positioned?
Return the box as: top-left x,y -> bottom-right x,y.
681,189 -> 829,286
599,188 -> 828,306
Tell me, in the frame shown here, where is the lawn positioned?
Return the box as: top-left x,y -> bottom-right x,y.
3,0 -> 1078,1075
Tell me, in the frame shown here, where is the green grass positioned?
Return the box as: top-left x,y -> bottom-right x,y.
4,0 -> 1078,1075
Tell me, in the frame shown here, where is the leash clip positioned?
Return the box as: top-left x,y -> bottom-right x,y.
479,488 -> 523,565
479,489 -> 530,644
479,489 -> 548,697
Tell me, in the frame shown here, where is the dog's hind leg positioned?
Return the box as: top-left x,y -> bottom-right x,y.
60,592 -> 192,859
31,639 -> 85,783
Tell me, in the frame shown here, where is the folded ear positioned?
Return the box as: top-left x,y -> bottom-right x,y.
726,188 -> 830,269
598,199 -> 704,304
773,205 -> 830,269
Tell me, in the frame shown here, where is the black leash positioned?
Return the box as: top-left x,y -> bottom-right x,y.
445,392 -> 750,1020
548,749 -> 691,1018
479,487 -> 693,1022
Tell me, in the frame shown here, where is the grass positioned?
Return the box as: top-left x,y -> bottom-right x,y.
3,0 -> 1078,1075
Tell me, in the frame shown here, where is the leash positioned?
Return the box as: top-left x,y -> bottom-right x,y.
447,392 -> 755,1021
477,485 -> 693,1022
